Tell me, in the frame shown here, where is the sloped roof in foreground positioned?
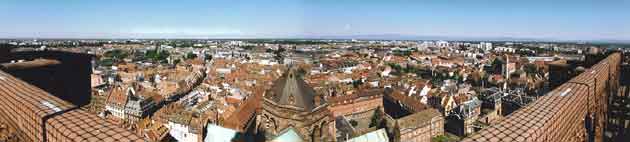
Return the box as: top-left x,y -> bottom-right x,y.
0,70 -> 144,141
462,53 -> 621,142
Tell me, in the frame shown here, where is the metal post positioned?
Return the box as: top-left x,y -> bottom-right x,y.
567,70 -> 598,142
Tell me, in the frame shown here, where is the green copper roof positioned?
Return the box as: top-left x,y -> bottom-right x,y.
204,124 -> 237,142
346,128 -> 389,142
272,127 -> 304,142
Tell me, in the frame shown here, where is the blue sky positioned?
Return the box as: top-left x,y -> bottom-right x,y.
0,0 -> 629,40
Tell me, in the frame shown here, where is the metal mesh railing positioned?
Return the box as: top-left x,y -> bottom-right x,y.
462,53 -> 621,142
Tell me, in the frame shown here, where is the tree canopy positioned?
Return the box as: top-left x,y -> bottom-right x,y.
104,49 -> 129,59
185,52 -> 197,59
145,49 -> 170,62
369,107 -> 384,128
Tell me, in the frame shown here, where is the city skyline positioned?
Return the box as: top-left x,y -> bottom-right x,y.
2,1 -> 630,142
1,0 -> 629,41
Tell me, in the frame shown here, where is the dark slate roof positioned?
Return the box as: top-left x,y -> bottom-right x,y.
268,67 -> 316,111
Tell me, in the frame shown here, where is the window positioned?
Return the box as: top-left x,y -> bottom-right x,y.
289,94 -> 295,105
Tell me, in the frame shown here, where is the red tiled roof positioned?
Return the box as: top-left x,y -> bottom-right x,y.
106,86 -> 128,107
453,95 -> 470,105
386,89 -> 428,112
0,71 -> 144,141
327,88 -> 383,104
222,89 -> 264,132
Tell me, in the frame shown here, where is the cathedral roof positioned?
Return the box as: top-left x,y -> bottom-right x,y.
268,67 -> 317,111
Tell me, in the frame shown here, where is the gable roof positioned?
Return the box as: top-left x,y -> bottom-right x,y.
106,86 -> 129,107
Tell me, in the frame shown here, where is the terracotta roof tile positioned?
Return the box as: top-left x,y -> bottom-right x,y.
461,53 -> 621,142
223,90 -> 263,131
386,90 -> 428,112
0,70 -> 144,141
106,86 -> 128,107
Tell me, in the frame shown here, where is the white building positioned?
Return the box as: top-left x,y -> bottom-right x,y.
168,121 -> 200,142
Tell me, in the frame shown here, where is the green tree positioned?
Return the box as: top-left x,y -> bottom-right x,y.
98,58 -> 114,66
452,73 -> 461,82
273,48 -> 285,63
369,107 -> 383,128
432,135 -> 449,142
185,52 -> 197,59
145,50 -> 170,62
205,54 -> 213,61
104,49 -> 128,59
352,80 -> 364,88
349,120 -> 358,127
392,122 -> 401,142
241,45 -> 256,50
431,134 -> 459,142
491,58 -> 505,74
523,63 -> 538,76
387,63 -> 402,71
